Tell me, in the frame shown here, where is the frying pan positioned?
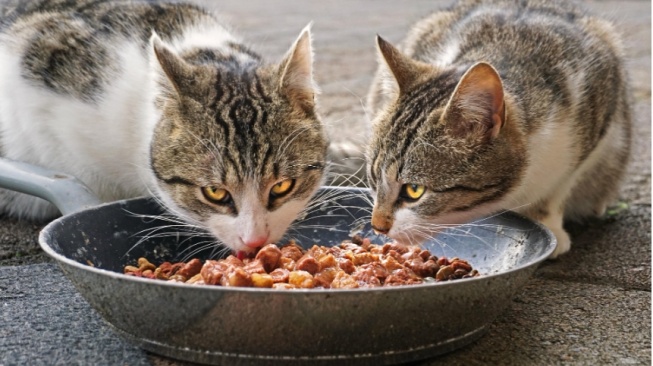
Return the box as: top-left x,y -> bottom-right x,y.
0,158 -> 555,365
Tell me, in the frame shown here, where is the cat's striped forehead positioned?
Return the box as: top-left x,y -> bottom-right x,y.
368,69 -> 461,183
177,78 -> 318,165
151,60 -> 326,192
209,70 -> 324,180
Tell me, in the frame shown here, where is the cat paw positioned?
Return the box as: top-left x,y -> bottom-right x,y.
547,227 -> 571,259
538,212 -> 571,259
593,202 -> 608,217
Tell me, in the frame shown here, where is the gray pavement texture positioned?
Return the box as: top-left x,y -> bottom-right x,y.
1,0 -> 650,365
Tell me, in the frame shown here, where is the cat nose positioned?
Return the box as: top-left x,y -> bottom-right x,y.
371,224 -> 390,235
371,211 -> 393,235
243,236 -> 269,249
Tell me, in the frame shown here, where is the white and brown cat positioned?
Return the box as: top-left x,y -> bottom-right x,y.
0,1 -> 328,255
365,0 -> 631,258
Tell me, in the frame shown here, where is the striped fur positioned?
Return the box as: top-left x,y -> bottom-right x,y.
366,0 -> 631,258
0,1 -> 328,253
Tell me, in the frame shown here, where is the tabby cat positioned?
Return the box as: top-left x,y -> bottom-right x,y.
365,0 -> 631,258
0,1 -> 328,254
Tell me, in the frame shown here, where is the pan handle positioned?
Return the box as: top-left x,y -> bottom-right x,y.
0,158 -> 102,216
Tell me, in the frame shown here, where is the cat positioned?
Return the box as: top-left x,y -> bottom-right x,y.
0,0 -> 328,255
364,0 -> 632,258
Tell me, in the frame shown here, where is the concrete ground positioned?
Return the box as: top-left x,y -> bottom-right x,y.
1,0 -> 650,365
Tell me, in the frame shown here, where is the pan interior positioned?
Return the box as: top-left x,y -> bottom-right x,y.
41,187 -> 553,275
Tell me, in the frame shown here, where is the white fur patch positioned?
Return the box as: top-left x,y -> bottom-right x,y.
170,23 -> 237,52
0,39 -> 159,218
503,116 -> 577,212
434,39 -> 460,68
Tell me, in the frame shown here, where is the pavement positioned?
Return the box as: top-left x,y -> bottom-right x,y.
1,1 -> 650,365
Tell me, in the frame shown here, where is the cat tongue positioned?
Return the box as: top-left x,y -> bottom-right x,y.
236,251 -> 248,260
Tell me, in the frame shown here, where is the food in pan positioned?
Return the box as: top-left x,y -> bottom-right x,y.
124,235 -> 479,289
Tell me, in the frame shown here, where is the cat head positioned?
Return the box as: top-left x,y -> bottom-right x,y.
148,27 -> 328,254
366,36 -> 526,244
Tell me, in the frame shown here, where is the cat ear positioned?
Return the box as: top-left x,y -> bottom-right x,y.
442,62 -> 506,141
279,24 -> 318,109
150,32 -> 194,96
376,35 -> 429,94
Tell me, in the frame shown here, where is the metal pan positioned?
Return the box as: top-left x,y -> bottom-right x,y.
0,158 -> 555,365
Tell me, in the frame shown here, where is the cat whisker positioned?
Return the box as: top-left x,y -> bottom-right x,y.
282,227 -> 323,246
413,222 -> 507,254
124,207 -> 203,228
123,223 -> 209,258
325,168 -> 368,188
474,202 -> 534,223
210,245 -> 233,261
179,240 -> 221,262
300,189 -> 354,213
320,118 -> 349,132
407,225 -> 460,255
301,202 -> 368,224
403,224 -> 426,248
350,214 -> 372,227
291,223 -> 348,230
120,184 -> 213,258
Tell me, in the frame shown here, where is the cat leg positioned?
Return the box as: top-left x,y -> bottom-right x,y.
540,209 -> 571,259
519,158 -> 588,259
528,127 -> 627,259
523,203 -> 571,259
545,177 -> 582,258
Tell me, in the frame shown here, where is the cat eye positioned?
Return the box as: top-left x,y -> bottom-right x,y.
400,184 -> 426,201
270,179 -> 295,198
202,186 -> 231,204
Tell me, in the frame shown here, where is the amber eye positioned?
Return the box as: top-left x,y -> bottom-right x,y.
202,186 -> 231,204
270,179 -> 295,198
401,184 -> 426,201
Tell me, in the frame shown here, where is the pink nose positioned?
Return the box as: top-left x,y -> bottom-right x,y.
243,236 -> 269,249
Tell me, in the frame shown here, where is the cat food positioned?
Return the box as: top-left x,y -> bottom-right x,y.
124,235 -> 479,289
